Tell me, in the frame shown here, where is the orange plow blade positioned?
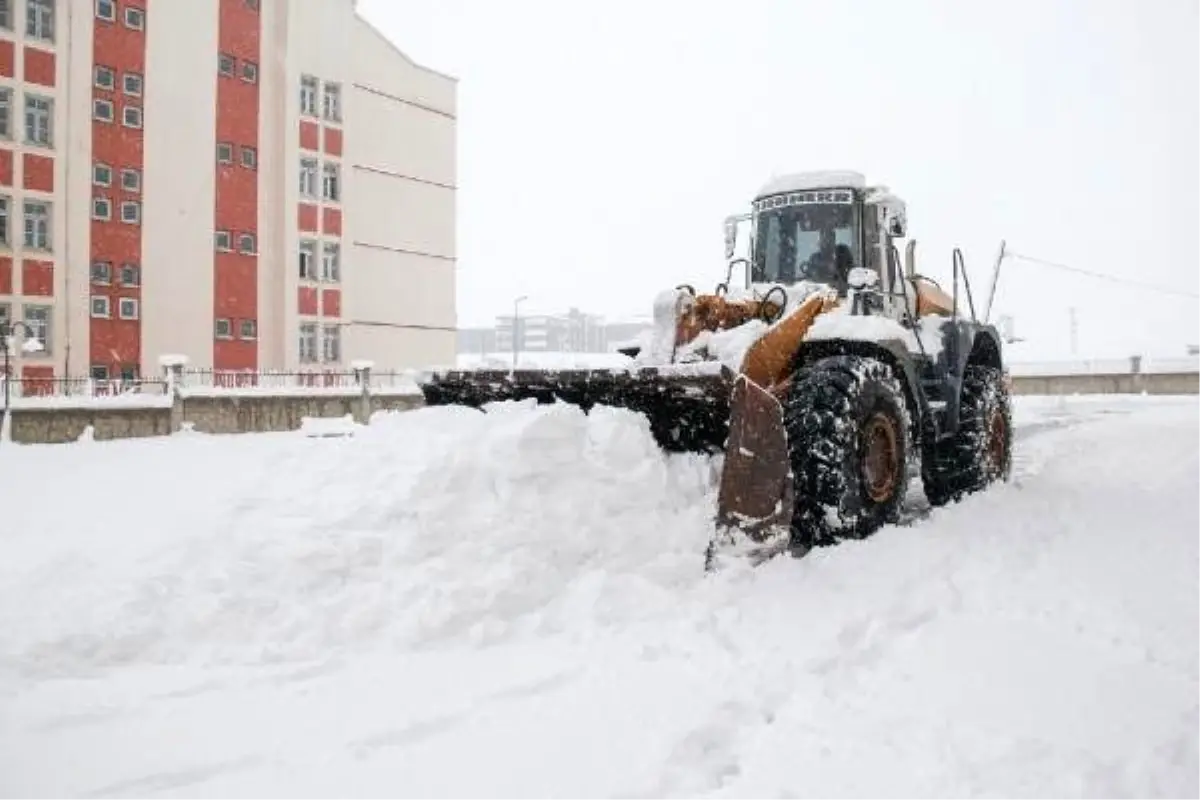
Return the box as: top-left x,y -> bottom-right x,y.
706,374 -> 797,571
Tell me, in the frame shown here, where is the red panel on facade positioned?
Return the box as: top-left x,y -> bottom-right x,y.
0,256 -> 11,294
21,260 -> 53,296
214,253 -> 257,318
22,47 -> 55,87
321,289 -> 341,318
298,203 -> 318,232
213,0 -> 260,371
0,149 -> 11,186
322,207 -> 342,236
0,40 -> 12,78
22,153 -> 53,192
90,315 -> 142,370
214,165 -> 258,231
89,0 -> 147,374
323,127 -> 342,156
20,365 -> 54,394
300,120 -> 319,151
298,287 -> 319,316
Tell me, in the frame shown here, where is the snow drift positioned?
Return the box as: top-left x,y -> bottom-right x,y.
1,401 -> 722,673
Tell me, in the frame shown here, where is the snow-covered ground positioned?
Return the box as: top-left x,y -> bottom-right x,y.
0,394 -> 1196,798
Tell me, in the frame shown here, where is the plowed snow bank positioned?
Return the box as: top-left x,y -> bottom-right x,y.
1,401 -> 720,672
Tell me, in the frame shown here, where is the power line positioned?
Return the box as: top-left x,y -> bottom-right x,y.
1005,250 -> 1199,300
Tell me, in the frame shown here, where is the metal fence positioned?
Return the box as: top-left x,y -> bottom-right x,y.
1,375 -> 169,400
1,367 -> 420,401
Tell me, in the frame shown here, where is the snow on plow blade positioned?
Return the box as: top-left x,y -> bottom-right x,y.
418,363 -> 737,453
706,375 -> 796,571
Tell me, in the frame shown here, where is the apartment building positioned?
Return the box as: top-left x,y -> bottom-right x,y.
0,0 -> 456,384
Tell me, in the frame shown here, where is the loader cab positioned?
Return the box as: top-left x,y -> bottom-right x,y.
736,171 -> 908,307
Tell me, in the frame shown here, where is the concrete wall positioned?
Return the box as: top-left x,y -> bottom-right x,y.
5,367 -> 1194,446
1011,372 -> 1198,396
7,388 -> 421,445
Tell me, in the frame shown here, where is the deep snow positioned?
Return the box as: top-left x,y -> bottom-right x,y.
0,394 -> 1196,798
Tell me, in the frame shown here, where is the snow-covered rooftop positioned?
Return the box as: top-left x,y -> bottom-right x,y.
756,170 -> 867,198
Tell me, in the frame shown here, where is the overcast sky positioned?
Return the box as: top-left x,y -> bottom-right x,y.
358,0 -> 1198,360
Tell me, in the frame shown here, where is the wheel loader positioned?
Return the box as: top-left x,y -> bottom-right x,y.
418,170 -> 1014,570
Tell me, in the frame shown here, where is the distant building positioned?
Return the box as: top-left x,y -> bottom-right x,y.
458,308 -> 651,355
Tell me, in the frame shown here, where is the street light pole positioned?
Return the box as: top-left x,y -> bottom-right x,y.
1,319 -> 39,411
512,295 -> 528,374
1,320 -> 41,442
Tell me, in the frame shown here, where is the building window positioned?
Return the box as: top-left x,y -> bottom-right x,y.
94,65 -> 116,90
322,242 -> 340,282
90,295 -> 110,318
123,72 -> 143,96
218,53 -> 235,77
26,0 -> 53,42
123,5 -> 144,30
93,98 -> 114,123
241,146 -> 256,170
298,322 -> 317,362
214,230 -> 232,251
300,74 -> 318,116
90,364 -> 109,381
322,324 -> 341,362
24,94 -> 53,146
119,263 -> 140,286
0,196 -> 8,246
0,0 -> 11,28
95,0 -> 115,22
322,82 -> 342,123
119,297 -> 138,319
241,61 -> 257,83
122,105 -> 142,128
23,304 -> 51,353
0,88 -> 11,139
299,158 -> 317,197
240,319 -> 257,339
90,261 -> 111,284
120,201 -> 140,224
244,0 -> 259,10
23,199 -> 51,250
121,168 -> 141,193
119,365 -> 137,382
93,162 -> 112,186
298,239 -> 316,279
238,232 -> 256,254
322,162 -> 340,202
91,196 -> 111,220
216,142 -> 233,163
215,317 -> 232,339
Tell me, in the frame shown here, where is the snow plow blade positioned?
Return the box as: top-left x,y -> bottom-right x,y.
418,364 -> 737,453
706,375 -> 796,571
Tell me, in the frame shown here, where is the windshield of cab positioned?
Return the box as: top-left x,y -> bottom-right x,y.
751,200 -> 857,290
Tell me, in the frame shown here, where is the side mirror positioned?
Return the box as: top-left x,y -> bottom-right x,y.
878,202 -> 907,238
723,216 -> 739,259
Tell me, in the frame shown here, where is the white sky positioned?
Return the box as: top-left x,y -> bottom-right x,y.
358,0 -> 1198,360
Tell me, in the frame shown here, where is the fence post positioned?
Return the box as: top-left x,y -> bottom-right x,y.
159,354 -> 189,433
1130,355 -> 1146,394
351,359 -> 374,425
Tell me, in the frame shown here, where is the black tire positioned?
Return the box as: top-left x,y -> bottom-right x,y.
783,355 -> 912,550
922,364 -> 1013,507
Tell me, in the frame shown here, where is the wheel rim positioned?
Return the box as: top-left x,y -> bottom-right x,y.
986,409 -> 1008,478
862,413 -> 900,503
